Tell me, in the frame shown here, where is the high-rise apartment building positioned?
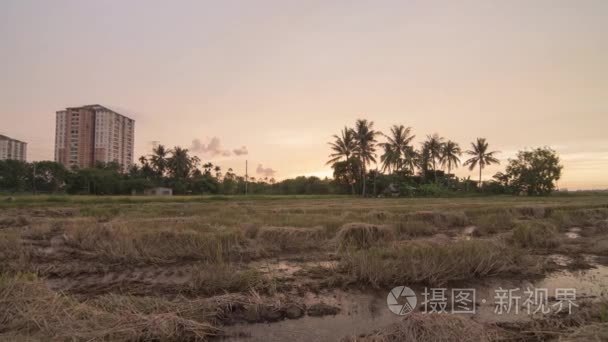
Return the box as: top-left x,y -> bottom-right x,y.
54,104 -> 134,170
0,134 -> 27,161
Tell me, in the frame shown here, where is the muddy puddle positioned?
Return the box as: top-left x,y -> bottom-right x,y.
222,259 -> 608,341
470,259 -> 608,324
222,290 -> 402,341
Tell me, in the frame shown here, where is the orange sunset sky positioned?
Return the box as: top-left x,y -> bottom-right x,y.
1,0 -> 607,189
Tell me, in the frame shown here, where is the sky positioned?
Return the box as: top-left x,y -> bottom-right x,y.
1,0 -> 607,189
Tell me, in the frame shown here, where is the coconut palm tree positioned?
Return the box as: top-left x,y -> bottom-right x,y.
423,134 -> 444,182
167,147 -> 199,179
402,145 -> 419,174
464,138 -> 500,188
326,126 -> 358,165
202,162 -> 214,176
380,125 -> 415,173
149,144 -> 169,178
353,119 -> 380,196
214,165 -> 222,180
380,144 -> 399,173
440,140 -> 462,176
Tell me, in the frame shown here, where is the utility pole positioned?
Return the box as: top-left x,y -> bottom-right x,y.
245,160 -> 248,195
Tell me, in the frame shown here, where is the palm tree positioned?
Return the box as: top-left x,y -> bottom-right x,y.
440,140 -> 462,176
167,147 -> 199,179
423,134 -> 444,182
214,165 -> 222,180
380,144 -> 399,173
138,155 -> 155,180
380,125 -> 415,173
464,138 -> 500,188
202,162 -> 214,175
353,119 -> 380,196
149,144 -> 169,178
402,145 -> 419,174
326,127 -> 358,165
328,127 -> 360,196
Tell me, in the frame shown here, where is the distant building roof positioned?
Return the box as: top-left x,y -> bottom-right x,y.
63,104 -> 135,121
0,134 -> 26,144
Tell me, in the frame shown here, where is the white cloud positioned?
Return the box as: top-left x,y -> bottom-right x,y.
256,164 -> 276,177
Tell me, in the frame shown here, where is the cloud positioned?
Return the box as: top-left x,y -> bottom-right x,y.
256,164 -> 276,177
190,137 -> 231,157
233,146 -> 248,156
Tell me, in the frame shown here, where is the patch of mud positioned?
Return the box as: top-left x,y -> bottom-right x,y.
547,254 -> 572,267
222,262 -> 608,341
221,290 -> 402,342
45,265 -> 193,295
0,216 -> 29,228
251,260 -> 338,277
467,263 -> 608,324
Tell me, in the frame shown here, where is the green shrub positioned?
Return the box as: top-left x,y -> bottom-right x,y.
417,184 -> 449,197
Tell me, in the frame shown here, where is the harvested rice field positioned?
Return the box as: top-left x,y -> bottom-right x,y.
2,194 -> 608,341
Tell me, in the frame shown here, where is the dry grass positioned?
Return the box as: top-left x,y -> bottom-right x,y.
550,208 -> 608,229
413,211 -> 469,228
4,196 -> 608,340
588,237 -> 608,255
0,231 -> 30,274
511,221 -> 561,249
471,210 -> 516,236
63,222 -> 247,264
395,218 -> 437,238
256,226 -> 325,252
516,205 -> 550,219
341,313 -> 497,342
336,223 -> 396,250
0,215 -> 29,228
0,274 -> 220,341
563,323 -> 608,341
339,240 -> 538,286
187,263 -> 267,295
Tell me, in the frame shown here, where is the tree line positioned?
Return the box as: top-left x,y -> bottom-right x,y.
0,119 -> 563,196
327,119 -> 563,196
0,145 -> 338,196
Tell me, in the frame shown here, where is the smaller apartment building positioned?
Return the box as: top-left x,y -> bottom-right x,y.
0,134 -> 27,161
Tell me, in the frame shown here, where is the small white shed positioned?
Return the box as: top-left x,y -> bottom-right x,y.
144,187 -> 173,196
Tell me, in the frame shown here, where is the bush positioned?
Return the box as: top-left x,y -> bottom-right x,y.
417,184 -> 450,197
